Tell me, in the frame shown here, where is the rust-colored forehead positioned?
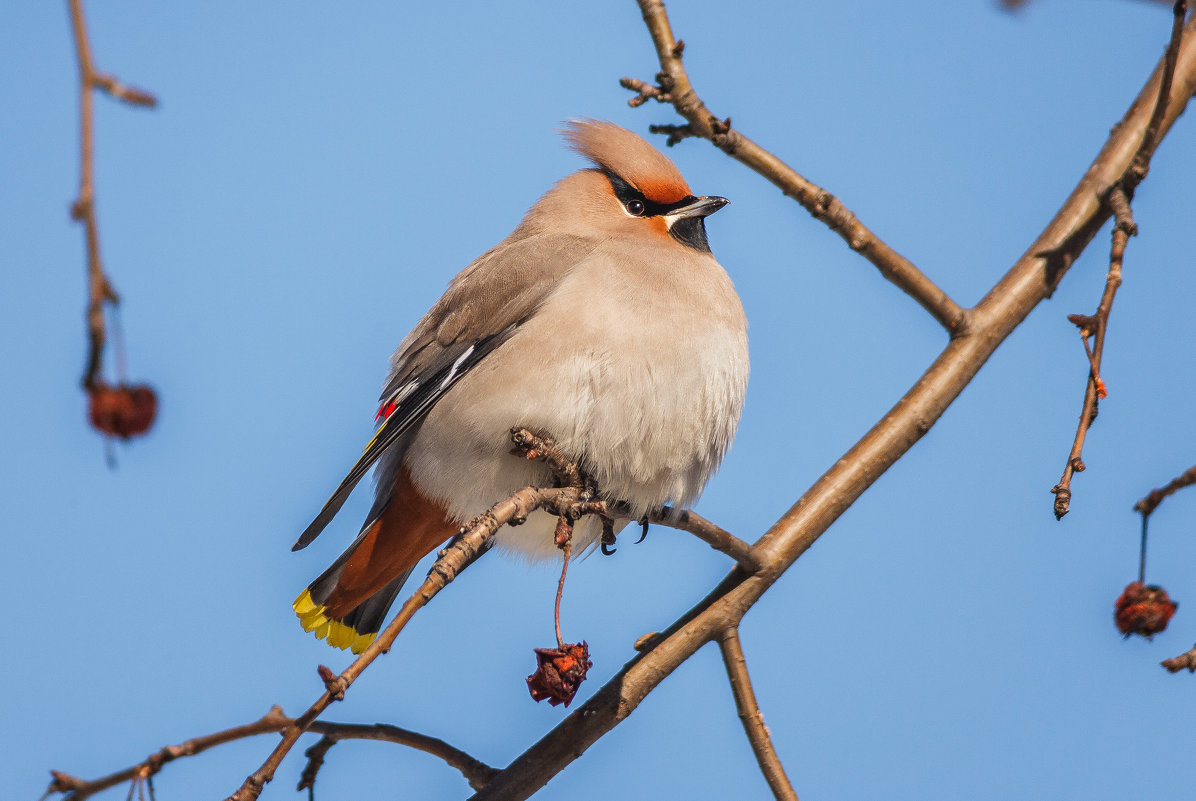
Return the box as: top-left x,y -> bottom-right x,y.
563,119 -> 692,204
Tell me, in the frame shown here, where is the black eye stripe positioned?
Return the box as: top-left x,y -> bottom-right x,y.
603,170 -> 696,218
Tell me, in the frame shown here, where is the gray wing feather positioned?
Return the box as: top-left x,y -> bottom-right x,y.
293,231 -> 596,552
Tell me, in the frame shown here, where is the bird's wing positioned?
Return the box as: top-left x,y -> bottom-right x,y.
292,231 -> 595,551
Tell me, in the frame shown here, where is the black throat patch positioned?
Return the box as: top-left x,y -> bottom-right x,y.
668,216 -> 710,253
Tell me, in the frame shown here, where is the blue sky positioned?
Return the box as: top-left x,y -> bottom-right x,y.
4,2 -> 1195,800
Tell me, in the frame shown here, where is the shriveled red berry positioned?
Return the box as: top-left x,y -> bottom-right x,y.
87,382 -> 157,438
527,642 -> 591,707
1114,581 -> 1177,639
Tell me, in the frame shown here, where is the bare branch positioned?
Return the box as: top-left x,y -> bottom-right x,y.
296,736 -> 336,797
1130,463 -> 1196,587
1050,188 -> 1133,518
1134,464 -> 1196,519
649,506 -> 761,573
1162,644 -> 1196,673
1052,1 -> 1187,518
622,0 -> 968,335
619,76 -> 671,107
1129,0 -> 1189,185
68,0 -> 119,391
91,72 -> 158,108
717,628 -> 798,801
68,0 -> 157,389
296,722 -> 500,793
44,707 -> 498,801
46,707 -> 290,801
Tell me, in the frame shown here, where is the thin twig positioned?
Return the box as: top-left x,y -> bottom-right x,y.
518,433 -> 761,574
1049,0 -> 1187,517
1050,4 -> 1186,518
1162,644 -> 1196,673
1131,463 -> 1196,584
1133,464 -> 1196,518
44,706 -> 498,801
621,0 -> 968,335
554,528 -> 573,648
68,0 -> 116,390
1050,188 -> 1133,519
1130,0 -> 1189,185
66,0 -> 156,391
649,506 -> 762,573
1138,514 -> 1149,584
47,707 -> 291,801
717,628 -> 798,801
296,736 -> 335,798
295,722 -> 500,793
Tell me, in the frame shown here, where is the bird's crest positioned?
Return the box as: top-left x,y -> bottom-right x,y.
563,119 -> 692,205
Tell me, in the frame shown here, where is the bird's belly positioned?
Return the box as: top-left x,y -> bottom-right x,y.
405,293 -> 747,559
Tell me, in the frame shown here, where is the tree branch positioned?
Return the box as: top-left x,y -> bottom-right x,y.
1051,0 -> 1187,518
466,10 -> 1196,800
717,628 -> 798,801
43,706 -> 498,801
1162,644 -> 1196,673
1134,464 -> 1196,519
295,721 -> 500,794
68,0 -> 116,392
1129,0 -> 1189,186
1132,462 -> 1196,592
66,0 -> 156,392
649,506 -> 761,572
1050,189 -> 1134,519
621,0 -> 969,335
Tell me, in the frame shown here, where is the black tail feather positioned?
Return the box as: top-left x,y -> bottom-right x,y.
340,569 -> 413,636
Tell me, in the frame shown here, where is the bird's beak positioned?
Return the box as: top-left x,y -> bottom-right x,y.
668,195 -> 729,220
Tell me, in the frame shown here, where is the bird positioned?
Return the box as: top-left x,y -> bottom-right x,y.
292,120 -> 749,653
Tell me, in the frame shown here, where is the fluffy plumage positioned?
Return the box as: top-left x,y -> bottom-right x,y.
294,120 -> 748,651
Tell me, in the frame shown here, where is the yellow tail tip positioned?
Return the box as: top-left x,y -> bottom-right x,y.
350,631 -> 377,654
293,589 -> 319,616
293,589 -> 376,653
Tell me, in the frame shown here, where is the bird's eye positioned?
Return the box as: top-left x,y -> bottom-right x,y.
626,199 -> 646,217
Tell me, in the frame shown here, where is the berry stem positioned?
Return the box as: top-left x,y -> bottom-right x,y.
1138,514 -> 1148,585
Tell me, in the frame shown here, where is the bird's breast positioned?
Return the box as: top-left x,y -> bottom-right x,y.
406,248 -> 748,558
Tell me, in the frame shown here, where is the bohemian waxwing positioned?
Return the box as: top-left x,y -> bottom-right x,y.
292,120 -> 748,653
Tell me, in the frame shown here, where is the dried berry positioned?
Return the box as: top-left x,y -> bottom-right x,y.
87,382 -> 157,438
527,642 -> 591,707
1114,581 -> 1177,639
